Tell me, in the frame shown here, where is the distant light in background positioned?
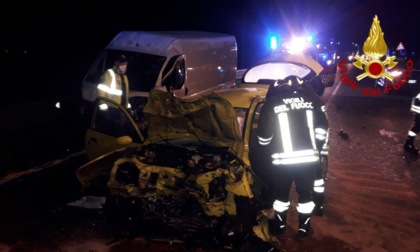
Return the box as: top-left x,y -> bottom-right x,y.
217,65 -> 224,73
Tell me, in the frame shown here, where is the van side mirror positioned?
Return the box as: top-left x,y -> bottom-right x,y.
174,58 -> 186,90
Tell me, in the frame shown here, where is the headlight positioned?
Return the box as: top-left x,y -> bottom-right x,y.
284,37 -> 306,54
99,103 -> 109,111
390,70 -> 403,77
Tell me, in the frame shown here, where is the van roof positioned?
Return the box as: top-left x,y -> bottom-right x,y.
106,31 -> 236,56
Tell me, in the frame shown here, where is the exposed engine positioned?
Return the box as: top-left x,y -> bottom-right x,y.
103,143 -> 257,246
137,142 -> 243,173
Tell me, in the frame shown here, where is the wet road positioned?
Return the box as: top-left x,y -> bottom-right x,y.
315,64 -> 420,251
1,63 -> 420,251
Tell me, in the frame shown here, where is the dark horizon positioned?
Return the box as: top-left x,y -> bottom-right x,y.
1,0 -> 419,105
2,0 -> 419,63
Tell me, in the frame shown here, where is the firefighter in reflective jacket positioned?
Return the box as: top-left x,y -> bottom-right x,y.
97,55 -> 131,110
256,75 -> 329,241
404,92 -> 420,153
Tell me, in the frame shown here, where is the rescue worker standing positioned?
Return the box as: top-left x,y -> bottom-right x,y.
404,92 -> 420,153
97,55 -> 131,110
256,75 -> 329,241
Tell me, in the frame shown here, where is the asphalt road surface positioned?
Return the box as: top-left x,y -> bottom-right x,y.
1,63 -> 420,251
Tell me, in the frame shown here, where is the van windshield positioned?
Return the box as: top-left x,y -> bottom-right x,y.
93,49 -> 167,92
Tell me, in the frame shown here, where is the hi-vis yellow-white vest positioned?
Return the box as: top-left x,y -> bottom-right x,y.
97,67 -> 130,109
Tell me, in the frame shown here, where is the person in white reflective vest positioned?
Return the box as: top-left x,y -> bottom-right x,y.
97,55 -> 131,110
404,92 -> 420,153
256,76 -> 329,241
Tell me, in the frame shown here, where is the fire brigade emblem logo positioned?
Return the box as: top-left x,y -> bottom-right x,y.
353,15 -> 398,81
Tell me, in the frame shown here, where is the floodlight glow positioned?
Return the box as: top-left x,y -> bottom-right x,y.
286,36 -> 306,54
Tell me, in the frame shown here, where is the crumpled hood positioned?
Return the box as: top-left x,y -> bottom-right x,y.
142,89 -> 244,156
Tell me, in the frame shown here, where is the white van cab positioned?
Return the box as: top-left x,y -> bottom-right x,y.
81,30 -> 238,106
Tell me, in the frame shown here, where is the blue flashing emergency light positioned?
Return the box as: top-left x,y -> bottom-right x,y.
306,35 -> 314,42
270,35 -> 278,50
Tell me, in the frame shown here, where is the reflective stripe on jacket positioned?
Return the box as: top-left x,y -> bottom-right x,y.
97,68 -> 130,107
257,85 -> 328,165
411,93 -> 420,114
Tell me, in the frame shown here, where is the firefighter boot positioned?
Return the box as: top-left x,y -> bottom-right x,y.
269,210 -> 287,235
312,192 -> 325,216
404,136 -> 419,154
297,213 -> 314,241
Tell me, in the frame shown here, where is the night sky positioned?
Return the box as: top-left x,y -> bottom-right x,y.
1,0 -> 420,104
